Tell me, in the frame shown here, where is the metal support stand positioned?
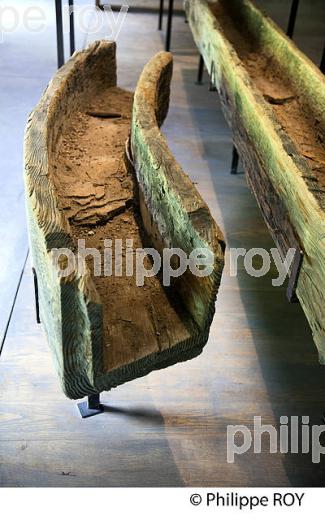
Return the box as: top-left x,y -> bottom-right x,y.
55,0 -> 65,68
32,268 -> 41,324
68,0 -> 75,56
96,1 -> 181,15
165,0 -> 174,52
55,0 -> 75,67
286,0 -> 300,39
78,394 -> 104,418
209,61 -> 217,92
97,0 -> 181,51
158,0 -> 164,30
320,43 -> 325,74
196,55 -> 204,85
230,147 -> 239,175
286,249 -> 304,303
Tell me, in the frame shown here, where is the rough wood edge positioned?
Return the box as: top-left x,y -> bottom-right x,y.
131,51 -> 225,332
25,44 -> 225,399
185,0 -> 325,358
24,41 -> 117,398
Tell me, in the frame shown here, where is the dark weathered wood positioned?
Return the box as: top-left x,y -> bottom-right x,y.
131,51 -> 225,333
24,41 -> 224,400
186,0 -> 325,360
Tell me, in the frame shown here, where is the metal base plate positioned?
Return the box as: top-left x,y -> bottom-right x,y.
77,401 -> 104,418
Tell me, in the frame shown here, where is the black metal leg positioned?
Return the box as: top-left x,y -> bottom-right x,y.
78,393 -> 104,418
320,43 -> 325,74
209,60 -> 217,91
230,146 -> 239,175
69,0 -> 75,56
55,0 -> 65,68
158,0 -> 164,30
286,0 -> 300,39
32,268 -> 41,324
196,55 -> 204,85
165,0 -> 174,51
286,249 -> 304,303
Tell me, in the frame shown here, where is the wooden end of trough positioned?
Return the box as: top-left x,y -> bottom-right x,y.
185,0 -> 325,359
24,41 -> 225,399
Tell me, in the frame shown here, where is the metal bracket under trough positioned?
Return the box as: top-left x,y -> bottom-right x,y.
286,248 -> 304,303
32,268 -> 41,324
77,394 -> 104,418
209,61 -> 217,92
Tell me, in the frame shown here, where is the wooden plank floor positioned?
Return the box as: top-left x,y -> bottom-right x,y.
1,1 -> 325,487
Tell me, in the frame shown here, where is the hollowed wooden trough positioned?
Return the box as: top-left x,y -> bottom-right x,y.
24,41 -> 225,400
185,0 -> 325,359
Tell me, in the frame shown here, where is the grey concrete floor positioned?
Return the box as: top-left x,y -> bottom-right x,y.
0,1 -> 325,486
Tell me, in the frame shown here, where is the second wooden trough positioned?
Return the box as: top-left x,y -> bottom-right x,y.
186,0 -> 325,360
24,41 -> 225,400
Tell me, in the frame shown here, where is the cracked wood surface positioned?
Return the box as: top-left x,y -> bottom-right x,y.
24,41 -> 225,399
185,0 -> 325,360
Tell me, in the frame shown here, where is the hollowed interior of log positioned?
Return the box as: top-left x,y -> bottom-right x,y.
52,85 -> 198,372
210,1 -> 325,194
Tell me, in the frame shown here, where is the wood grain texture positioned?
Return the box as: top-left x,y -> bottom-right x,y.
185,0 -> 325,359
131,51 -> 225,339
24,42 -> 225,400
4,6 -> 325,486
24,41 -> 114,400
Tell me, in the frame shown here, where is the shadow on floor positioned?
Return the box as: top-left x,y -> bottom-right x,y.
181,64 -> 325,486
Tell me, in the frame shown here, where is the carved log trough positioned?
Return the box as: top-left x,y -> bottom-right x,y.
185,0 -> 325,360
24,41 -> 225,399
